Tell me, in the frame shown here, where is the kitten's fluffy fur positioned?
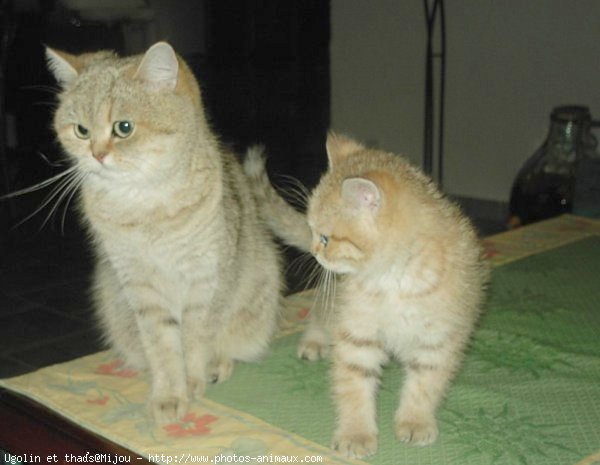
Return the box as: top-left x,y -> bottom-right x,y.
47,42 -> 282,424
245,134 -> 488,458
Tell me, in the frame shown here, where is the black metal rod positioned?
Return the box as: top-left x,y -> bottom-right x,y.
423,0 -> 435,175
422,0 -> 445,187
437,0 -> 446,188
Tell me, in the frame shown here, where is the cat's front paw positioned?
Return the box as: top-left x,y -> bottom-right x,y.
150,393 -> 189,425
297,339 -> 329,361
395,418 -> 439,446
332,431 -> 378,459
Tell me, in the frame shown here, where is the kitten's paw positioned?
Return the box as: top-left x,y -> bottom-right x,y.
208,358 -> 234,384
297,339 -> 329,361
395,418 -> 439,446
187,377 -> 207,399
332,431 -> 378,459
151,394 -> 189,425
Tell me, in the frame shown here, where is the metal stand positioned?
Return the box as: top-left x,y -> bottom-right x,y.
423,0 -> 446,187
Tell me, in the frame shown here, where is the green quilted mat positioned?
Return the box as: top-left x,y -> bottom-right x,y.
206,236 -> 600,465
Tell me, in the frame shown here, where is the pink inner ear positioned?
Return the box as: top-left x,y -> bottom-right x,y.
342,178 -> 380,211
134,42 -> 178,91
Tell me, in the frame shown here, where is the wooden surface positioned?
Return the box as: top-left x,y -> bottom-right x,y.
0,387 -> 147,463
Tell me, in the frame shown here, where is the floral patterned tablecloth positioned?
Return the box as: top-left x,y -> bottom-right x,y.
1,214 -> 600,465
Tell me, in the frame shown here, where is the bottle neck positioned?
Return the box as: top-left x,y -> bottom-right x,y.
544,116 -> 592,165
548,118 -> 587,144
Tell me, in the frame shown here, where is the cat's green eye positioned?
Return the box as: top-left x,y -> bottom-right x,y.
319,234 -> 329,247
73,124 -> 90,139
113,121 -> 135,138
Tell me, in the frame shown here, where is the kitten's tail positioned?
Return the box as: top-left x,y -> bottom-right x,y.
244,146 -> 312,252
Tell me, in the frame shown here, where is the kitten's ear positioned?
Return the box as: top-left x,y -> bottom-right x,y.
326,132 -> 365,167
342,177 -> 381,212
134,42 -> 178,91
46,47 -> 80,87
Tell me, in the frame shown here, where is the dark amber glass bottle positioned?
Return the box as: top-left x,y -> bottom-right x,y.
508,105 -> 598,227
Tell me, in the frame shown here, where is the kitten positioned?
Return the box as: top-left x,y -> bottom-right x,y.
45,42 -> 282,424
245,134 -> 488,458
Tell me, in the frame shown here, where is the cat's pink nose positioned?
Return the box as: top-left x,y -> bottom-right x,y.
92,151 -> 108,163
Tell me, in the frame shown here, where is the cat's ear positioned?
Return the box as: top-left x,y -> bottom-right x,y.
342,177 -> 381,212
326,132 -> 364,167
134,42 -> 179,91
46,47 -> 80,88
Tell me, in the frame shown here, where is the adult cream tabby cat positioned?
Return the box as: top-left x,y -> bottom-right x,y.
45,42 -> 282,424
245,134 -> 488,458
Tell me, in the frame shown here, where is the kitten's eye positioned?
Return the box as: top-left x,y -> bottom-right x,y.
73,124 -> 90,139
319,234 -> 329,247
113,121 -> 135,138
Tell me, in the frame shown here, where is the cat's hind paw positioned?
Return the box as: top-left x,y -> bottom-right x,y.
395,418 -> 439,446
208,358 -> 234,384
297,339 -> 329,361
332,431 -> 378,459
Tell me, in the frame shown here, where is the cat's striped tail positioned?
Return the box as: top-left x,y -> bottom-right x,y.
244,146 -> 312,252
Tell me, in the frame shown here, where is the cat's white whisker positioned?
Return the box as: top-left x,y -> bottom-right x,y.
37,151 -> 68,168
285,254 -> 306,279
281,185 -> 309,207
1,165 -> 78,199
274,174 -> 310,208
304,257 -> 324,290
277,173 -> 310,197
286,252 -> 318,289
41,170 -> 88,233
328,269 -> 337,319
12,168 -> 83,231
38,178 -> 76,231
324,269 -> 337,319
312,265 -> 336,321
311,267 -> 325,316
60,173 -> 87,233
21,84 -> 61,94
313,265 -> 331,316
318,271 -> 328,314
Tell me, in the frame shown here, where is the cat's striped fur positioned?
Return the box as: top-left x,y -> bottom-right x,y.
245,134 -> 488,458
47,42 -> 282,424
